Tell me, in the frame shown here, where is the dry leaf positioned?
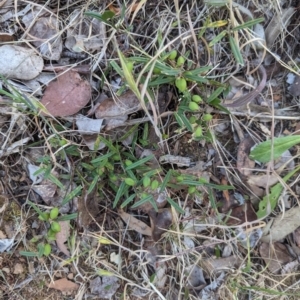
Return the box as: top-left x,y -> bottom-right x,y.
236,137 -> 255,177
201,256 -> 242,274
90,276 -> 120,299
261,206 -> 300,243
95,91 -> 141,119
78,189 -> 100,228
41,70 -> 91,117
28,15 -> 62,60
47,278 -> 79,292
0,45 -> 43,80
13,263 -> 24,275
149,208 -> 173,241
65,9 -> 105,53
259,242 -> 293,274
118,209 -> 152,236
56,221 -> 70,256
226,203 -> 257,225
0,32 -> 15,42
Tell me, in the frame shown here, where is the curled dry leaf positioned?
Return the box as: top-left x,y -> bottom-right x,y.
40,70 -> 91,117
0,45 -> 43,80
55,221 -> 70,256
47,277 -> 79,292
118,209 -> 152,236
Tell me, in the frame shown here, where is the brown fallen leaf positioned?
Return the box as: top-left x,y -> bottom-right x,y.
47,278 -> 79,292
226,203 -> 257,226
261,206 -> 300,243
259,242 -> 293,274
94,91 -> 141,119
236,137 -> 255,177
56,221 -> 70,256
118,209 -> 152,236
149,208 -> 173,241
40,70 -> 91,117
78,188 -> 100,228
201,255 -> 243,274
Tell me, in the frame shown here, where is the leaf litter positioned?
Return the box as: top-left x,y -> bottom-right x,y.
1,0 -> 300,299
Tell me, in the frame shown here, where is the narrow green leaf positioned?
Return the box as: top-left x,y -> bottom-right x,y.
19,251 -> 39,257
208,30 -> 227,47
27,200 -> 44,216
87,175 -> 100,194
167,197 -> 185,214
118,50 -> 140,97
233,18 -> 265,31
113,181 -> 127,208
125,155 -> 154,170
85,11 -> 116,29
181,180 -> 234,190
180,113 -> 193,132
131,195 -> 153,209
148,76 -> 175,86
229,36 -> 244,65
91,152 -> 114,164
174,112 -> 184,127
159,170 -> 172,193
62,186 -> 82,206
257,167 -> 300,219
120,194 -> 136,208
250,135 -> 300,163
56,213 -> 78,221
110,60 -> 124,77
47,173 -> 64,190
207,87 -> 226,103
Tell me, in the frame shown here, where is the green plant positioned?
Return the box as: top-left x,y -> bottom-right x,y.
20,201 -> 77,257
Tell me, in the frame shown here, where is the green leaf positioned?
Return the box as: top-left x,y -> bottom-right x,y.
85,11 -> 116,29
113,181 -> 127,208
56,213 -> 78,221
110,60 -> 124,77
91,152 -> 114,164
159,170 -> 172,193
62,185 -> 82,206
148,75 -> 174,86
207,87 -> 226,103
250,135 -> 300,163
19,251 -> 39,257
229,36 -> 244,65
125,155 -> 154,170
87,175 -> 100,194
257,167 -> 300,219
167,197 -> 185,214
120,194 -> 136,208
232,18 -> 265,31
131,195 -> 154,209
118,50 -> 140,97
27,200 -> 44,217
208,30 -> 227,47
